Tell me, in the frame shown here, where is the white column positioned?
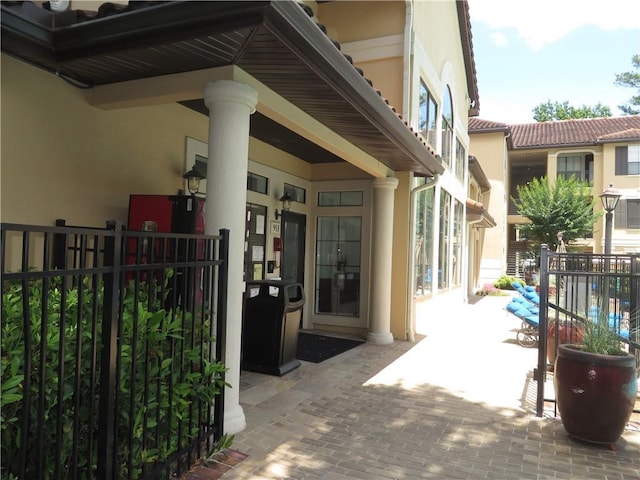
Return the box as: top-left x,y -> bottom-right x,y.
203,80 -> 258,434
367,177 -> 399,345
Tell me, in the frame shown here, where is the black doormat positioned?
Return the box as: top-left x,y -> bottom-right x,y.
296,332 -> 364,363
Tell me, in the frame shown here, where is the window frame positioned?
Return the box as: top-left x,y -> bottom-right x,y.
441,86 -> 453,168
418,79 -> 438,149
615,145 -> 640,175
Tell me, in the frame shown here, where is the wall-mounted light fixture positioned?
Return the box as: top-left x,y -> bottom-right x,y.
274,193 -> 293,220
182,167 -> 205,195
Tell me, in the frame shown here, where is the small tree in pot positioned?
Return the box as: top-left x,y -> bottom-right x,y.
554,307 -> 638,446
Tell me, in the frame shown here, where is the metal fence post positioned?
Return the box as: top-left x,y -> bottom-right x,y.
97,221 -> 122,480
631,256 -> 639,368
213,229 -> 229,441
536,244 -> 549,417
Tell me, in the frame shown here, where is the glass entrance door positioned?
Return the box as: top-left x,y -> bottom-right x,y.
281,211 -> 306,285
315,216 -> 361,316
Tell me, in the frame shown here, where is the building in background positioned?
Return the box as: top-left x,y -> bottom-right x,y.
469,116 -> 640,284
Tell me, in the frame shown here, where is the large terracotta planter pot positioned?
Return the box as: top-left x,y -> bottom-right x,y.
554,344 -> 638,445
546,323 -> 583,365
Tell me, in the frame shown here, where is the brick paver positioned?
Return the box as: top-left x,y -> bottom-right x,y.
217,295 -> 639,479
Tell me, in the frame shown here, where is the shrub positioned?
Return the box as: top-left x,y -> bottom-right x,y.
1,274 -> 227,479
493,275 -> 525,290
476,283 -> 509,296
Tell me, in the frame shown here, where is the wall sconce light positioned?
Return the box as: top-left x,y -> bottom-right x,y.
274,193 -> 293,220
182,167 -> 205,195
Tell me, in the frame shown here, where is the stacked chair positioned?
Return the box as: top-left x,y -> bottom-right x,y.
506,283 -> 540,347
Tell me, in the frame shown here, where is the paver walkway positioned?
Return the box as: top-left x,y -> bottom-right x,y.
215,294 -> 639,479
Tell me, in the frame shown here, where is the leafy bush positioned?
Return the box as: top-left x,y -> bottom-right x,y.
1,274 -> 227,479
493,275 -> 525,290
476,283 -> 509,296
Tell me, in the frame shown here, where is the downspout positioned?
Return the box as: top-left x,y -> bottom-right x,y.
503,132 -> 511,275
407,174 -> 438,342
402,0 -> 413,120
467,216 -> 485,298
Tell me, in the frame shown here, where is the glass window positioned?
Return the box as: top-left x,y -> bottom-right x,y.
441,86 -> 453,168
414,187 -> 435,296
284,183 -> 306,204
318,191 -> 363,207
452,200 -> 463,287
628,199 -> 640,229
247,172 -> 268,194
615,145 -> 640,175
629,145 -> 640,175
558,155 -> 581,179
455,138 -> 465,182
438,189 -> 451,289
315,216 -> 362,316
418,80 -> 438,149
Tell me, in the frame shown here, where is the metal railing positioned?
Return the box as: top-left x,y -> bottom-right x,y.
536,245 -> 639,417
1,222 -> 229,480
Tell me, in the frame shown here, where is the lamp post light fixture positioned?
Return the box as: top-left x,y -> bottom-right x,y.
182,167 -> 205,195
599,184 -> 621,255
274,193 -> 293,220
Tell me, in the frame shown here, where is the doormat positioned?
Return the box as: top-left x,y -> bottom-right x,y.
296,332 -> 364,363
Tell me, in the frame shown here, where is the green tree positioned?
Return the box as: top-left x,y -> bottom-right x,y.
614,54 -> 640,115
532,100 -> 612,122
513,175 -> 602,250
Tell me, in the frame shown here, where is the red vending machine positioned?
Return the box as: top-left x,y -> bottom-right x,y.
128,194 -> 205,236
127,194 -> 206,309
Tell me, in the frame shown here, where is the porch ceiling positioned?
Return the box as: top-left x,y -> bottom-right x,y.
1,0 -> 443,176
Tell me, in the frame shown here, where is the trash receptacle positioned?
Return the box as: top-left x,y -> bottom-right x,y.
242,280 -> 305,376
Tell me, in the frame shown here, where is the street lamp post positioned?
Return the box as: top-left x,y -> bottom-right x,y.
599,185 -> 621,313
599,184 -> 621,255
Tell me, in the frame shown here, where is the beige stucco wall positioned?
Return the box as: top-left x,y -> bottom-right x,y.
316,1 -> 404,43
1,54 -> 208,226
390,171 -> 413,339
468,131 -> 508,282
317,2 -> 405,121
412,0 -> 470,134
600,142 -> 640,253
547,142 -> 640,254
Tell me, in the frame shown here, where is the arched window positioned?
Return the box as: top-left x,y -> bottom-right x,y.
441,86 -> 453,167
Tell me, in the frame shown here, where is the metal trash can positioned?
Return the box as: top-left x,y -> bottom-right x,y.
242,280 -> 305,376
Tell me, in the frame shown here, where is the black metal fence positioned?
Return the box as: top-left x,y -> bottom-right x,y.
1,221 -> 229,480
536,246 -> 639,417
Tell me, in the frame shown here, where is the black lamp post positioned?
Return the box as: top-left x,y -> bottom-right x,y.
599,184 -> 621,255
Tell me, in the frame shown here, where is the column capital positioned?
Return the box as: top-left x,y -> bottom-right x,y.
204,80 -> 258,113
373,177 -> 399,190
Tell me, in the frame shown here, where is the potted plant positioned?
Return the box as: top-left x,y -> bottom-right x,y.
553,307 -> 638,446
546,319 -> 583,365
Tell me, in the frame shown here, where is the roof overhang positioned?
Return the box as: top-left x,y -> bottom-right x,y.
466,198 -> 496,228
468,155 -> 491,192
1,0 -> 444,177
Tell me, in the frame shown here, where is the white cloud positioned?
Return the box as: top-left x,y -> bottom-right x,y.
468,0 -> 640,51
489,32 -> 508,47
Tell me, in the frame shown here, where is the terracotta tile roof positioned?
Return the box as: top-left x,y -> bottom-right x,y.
456,0 -> 480,117
510,116 -> 640,149
597,128 -> 640,141
466,198 -> 496,228
468,118 -> 510,133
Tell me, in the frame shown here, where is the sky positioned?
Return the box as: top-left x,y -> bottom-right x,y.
467,0 -> 640,124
